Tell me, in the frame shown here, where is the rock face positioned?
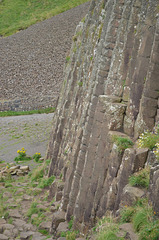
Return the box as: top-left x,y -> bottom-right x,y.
47,0 -> 159,233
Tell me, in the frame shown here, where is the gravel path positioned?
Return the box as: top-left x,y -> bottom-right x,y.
0,113 -> 54,163
0,2 -> 90,110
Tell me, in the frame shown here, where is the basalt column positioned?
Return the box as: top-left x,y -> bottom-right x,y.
47,0 -> 159,233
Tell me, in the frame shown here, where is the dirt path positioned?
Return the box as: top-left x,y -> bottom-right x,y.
0,113 -> 54,163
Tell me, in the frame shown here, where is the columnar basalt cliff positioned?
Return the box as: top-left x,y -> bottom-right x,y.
47,0 -> 159,234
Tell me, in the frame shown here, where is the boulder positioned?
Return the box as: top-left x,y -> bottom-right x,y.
51,211 -> 66,233
56,222 -> 68,233
120,184 -> 145,207
0,234 -> 8,240
20,231 -> 34,240
133,148 -> 148,172
39,221 -> 52,231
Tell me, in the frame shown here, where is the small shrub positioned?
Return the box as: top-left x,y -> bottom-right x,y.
153,142 -> 159,161
66,56 -> 70,63
129,167 -> 150,188
32,152 -> 41,162
137,128 -> 159,150
14,147 -> 31,162
112,136 -> 134,153
78,81 -> 83,87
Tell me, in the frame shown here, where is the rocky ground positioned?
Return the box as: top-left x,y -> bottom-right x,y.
0,159 -> 61,240
0,113 -> 54,164
0,2 -> 90,111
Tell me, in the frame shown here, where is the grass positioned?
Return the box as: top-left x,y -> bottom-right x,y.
112,135 -> 134,153
129,167 -> 150,189
0,107 -> 55,117
0,0 -> 90,37
93,197 -> 159,240
120,198 -> 159,240
38,175 -> 55,188
96,215 -> 120,240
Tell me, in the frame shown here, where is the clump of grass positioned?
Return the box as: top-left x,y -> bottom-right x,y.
38,229 -> 49,235
112,135 -> 134,153
78,81 -> 83,87
31,165 -> 44,182
66,231 -> 76,240
133,208 -> 150,232
0,107 -> 55,117
68,216 -> 74,230
120,206 -> 135,223
27,202 -> 39,218
139,220 -> 159,240
38,175 -> 55,188
120,198 -> 159,239
95,215 -> 119,240
129,167 -> 150,188
66,56 -> 70,63
31,212 -> 45,227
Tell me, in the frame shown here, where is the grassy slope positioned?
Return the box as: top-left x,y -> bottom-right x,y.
0,0 -> 90,37
0,107 -> 55,117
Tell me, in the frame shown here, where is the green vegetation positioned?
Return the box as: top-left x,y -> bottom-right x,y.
38,175 -> 55,188
66,231 -> 76,240
14,147 -> 32,162
0,0 -> 90,37
68,216 -> 74,230
137,128 -> 159,151
38,229 -> 49,235
96,215 -> 120,240
30,164 -> 45,182
66,56 -> 71,63
32,152 -> 42,163
120,199 -> 159,239
120,206 -> 135,223
98,23 -> 104,39
95,198 -> 159,240
78,81 -> 83,87
137,126 -> 159,161
112,135 -> 134,153
129,167 -> 150,189
0,107 -> 55,117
